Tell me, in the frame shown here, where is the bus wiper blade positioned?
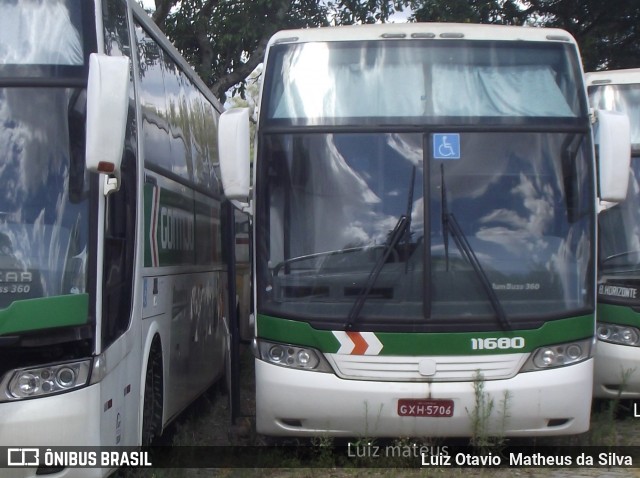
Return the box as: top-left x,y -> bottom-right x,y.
345,167 -> 417,329
345,215 -> 409,330
440,165 -> 512,331
272,246 -> 373,277
441,164 -> 450,271
445,212 -> 511,331
601,250 -> 640,265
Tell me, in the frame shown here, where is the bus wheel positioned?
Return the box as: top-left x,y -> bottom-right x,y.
142,339 -> 163,446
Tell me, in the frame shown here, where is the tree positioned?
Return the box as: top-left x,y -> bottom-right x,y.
521,0 -> 640,71
147,0 -> 407,102
409,0 -> 640,72
409,0 -> 522,25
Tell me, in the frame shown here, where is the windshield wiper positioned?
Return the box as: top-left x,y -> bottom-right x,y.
345,166 -> 417,330
440,164 -> 512,331
272,246 -> 376,277
345,214 -> 409,330
601,250 -> 640,265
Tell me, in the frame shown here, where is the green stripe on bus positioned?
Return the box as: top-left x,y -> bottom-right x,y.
0,294 -> 89,336
256,313 -> 594,355
598,302 -> 640,327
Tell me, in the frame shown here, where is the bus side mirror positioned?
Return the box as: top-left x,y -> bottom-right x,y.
85,53 -> 129,194
219,108 -> 251,201
597,109 -> 631,203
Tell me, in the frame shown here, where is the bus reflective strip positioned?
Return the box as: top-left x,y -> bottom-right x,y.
124,384 -> 131,396
360,332 -> 383,355
150,185 -> 160,267
347,331 -> 368,354
104,399 -> 113,412
332,331 -> 383,355
333,331 -> 355,354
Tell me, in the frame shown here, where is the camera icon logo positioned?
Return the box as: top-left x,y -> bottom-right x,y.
7,448 -> 40,467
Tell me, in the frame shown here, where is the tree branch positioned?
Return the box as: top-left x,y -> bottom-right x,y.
210,36 -> 269,102
195,20 -> 214,75
152,0 -> 176,30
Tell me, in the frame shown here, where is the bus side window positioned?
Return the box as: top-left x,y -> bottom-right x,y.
102,150 -> 136,347
101,0 -> 136,349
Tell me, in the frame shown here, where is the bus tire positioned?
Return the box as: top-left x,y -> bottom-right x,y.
142,338 -> 163,446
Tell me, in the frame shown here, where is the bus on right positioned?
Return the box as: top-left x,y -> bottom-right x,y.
587,68 -> 640,398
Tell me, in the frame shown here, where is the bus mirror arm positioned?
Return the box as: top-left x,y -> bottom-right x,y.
596,109 -> 631,203
230,198 -> 252,215
103,174 -> 121,196
85,53 -> 130,193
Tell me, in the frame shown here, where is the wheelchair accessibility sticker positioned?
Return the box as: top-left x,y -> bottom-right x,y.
433,133 -> 460,160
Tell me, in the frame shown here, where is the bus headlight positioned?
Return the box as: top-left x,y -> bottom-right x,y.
520,338 -> 592,372
254,339 -> 333,373
596,322 -> 640,346
2,360 -> 92,401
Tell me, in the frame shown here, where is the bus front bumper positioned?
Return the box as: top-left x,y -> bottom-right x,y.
0,383 -> 110,478
255,358 -> 593,437
594,340 -> 640,398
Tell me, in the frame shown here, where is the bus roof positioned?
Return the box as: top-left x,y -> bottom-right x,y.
267,23 -> 578,48
586,68 -> 640,86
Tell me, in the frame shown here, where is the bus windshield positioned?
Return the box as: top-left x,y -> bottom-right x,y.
258,130 -> 594,327
0,0 -> 93,311
599,160 -> 640,275
257,39 -> 593,330
263,40 -> 585,126
0,0 -> 84,67
0,87 -> 89,310
595,82 -> 640,276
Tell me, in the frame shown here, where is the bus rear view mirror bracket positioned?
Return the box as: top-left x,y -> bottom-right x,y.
219,108 -> 251,207
596,109 -> 631,203
85,53 -> 130,195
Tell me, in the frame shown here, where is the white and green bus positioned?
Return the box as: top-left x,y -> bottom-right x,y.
0,0 -> 235,473
219,23 -> 630,438
587,68 -> 640,398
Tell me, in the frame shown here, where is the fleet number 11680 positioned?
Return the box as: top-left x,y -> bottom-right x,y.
471,337 -> 525,350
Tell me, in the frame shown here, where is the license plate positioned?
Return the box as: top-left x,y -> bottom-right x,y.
397,399 -> 454,417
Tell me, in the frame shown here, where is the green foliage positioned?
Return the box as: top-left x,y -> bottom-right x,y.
410,0 -> 522,25
146,0 -> 640,103
409,0 -> 640,72
525,0 -> 640,71
467,371 -> 509,451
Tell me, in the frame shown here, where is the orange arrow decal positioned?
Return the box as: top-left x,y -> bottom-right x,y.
347,331 -> 368,355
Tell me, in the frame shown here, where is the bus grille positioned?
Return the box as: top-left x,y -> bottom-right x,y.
325,353 -> 528,381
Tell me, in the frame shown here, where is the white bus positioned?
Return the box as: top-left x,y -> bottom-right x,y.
219,23 -> 630,438
0,0 -> 235,474
587,68 -> 640,398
